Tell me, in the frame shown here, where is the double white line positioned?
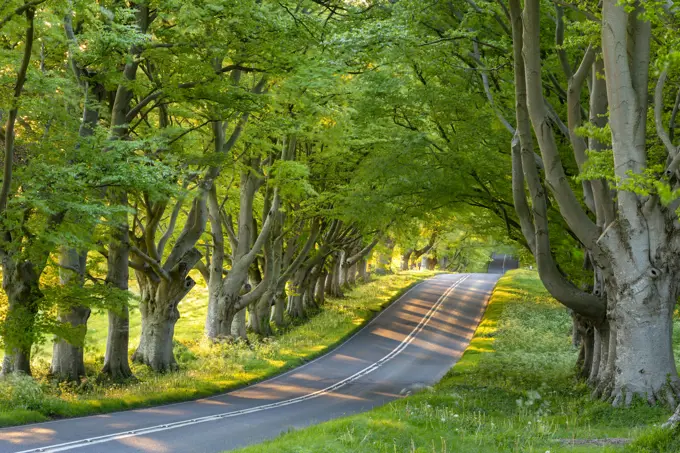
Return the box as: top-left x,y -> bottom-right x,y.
16,275 -> 469,453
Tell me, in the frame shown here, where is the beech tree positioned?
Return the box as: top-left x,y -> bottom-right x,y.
507,0 -> 680,405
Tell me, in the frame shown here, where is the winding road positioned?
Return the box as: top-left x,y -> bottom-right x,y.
0,272 -> 503,453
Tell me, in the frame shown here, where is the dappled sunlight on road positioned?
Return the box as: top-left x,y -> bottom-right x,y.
331,353 -> 370,364
142,408 -> 187,416
195,399 -> 229,407
372,327 -> 408,342
0,427 -> 55,445
117,436 -> 169,452
108,422 -> 137,429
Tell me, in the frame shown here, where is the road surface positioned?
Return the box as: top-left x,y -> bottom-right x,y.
487,253 -> 519,274
0,273 -> 499,453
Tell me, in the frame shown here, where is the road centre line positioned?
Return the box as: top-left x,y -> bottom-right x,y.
15,275 -> 469,453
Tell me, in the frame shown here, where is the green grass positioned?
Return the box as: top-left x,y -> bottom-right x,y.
232,270 -> 675,453
0,271 -> 437,427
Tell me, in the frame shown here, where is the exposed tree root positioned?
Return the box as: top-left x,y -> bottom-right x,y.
601,381 -> 680,409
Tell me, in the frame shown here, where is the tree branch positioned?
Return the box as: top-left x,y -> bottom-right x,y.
130,244 -> 170,281
0,6 -> 34,215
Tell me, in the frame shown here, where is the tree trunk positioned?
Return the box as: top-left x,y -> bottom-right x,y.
337,251 -> 349,288
131,276 -> 182,373
575,318 -> 594,380
287,268 -> 307,320
570,310 -> 581,348
102,192 -> 133,380
1,260 -> 42,376
50,306 -> 90,381
287,293 -> 305,320
346,261 -> 357,286
209,295 -> 238,339
315,270 -> 327,305
328,256 -> 343,298
324,269 -> 333,295
132,310 -> 179,373
1,301 -> 36,376
131,249 -> 199,372
589,322 -> 609,386
302,277 -> 318,312
357,258 -> 369,282
271,289 -> 286,327
400,250 -> 413,271
231,308 -> 248,340
50,249 -> 90,382
250,291 -> 274,337
602,272 -> 679,406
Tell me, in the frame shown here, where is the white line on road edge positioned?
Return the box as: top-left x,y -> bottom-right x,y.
14,275 -> 470,453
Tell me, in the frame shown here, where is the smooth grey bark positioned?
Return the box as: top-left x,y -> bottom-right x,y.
357,258 -> 369,282
50,249 -> 90,381
101,3 -> 151,380
102,207 -> 133,380
326,253 -> 343,298
587,58 -> 615,228
302,275 -> 318,312
314,268 -> 327,305
510,0 -> 605,322
271,289 -> 286,327
244,258 -> 263,336
338,251 -> 349,289
252,291 -> 275,336
287,267 -> 307,319
205,134 -> 287,340
522,0 -> 600,252
269,232 -> 298,327
599,0 -> 680,406
512,0 -> 680,407
131,249 -> 201,372
400,249 -> 412,271
346,261 -> 357,286
231,308 -> 247,340
250,256 -> 274,336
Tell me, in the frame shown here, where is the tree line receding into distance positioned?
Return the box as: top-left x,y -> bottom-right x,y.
4,0 -> 680,426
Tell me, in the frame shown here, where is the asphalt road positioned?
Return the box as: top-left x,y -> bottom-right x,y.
0,273 -> 499,453
487,253 -> 519,274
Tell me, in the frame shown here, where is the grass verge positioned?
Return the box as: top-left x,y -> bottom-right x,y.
0,271 -> 436,428
233,269 -> 673,453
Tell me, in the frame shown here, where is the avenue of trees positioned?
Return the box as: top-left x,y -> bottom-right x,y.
4,0 -> 680,425
0,0 -> 510,385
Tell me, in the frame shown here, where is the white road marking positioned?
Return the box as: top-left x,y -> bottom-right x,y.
13,275 -> 469,453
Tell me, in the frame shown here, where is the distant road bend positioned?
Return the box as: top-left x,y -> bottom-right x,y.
0,272 -> 503,453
